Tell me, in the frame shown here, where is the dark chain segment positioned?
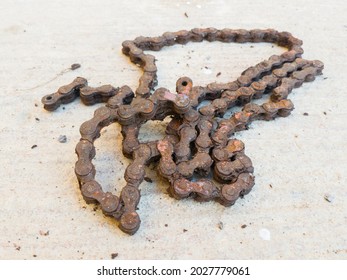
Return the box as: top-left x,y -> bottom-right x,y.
42,28 -> 324,234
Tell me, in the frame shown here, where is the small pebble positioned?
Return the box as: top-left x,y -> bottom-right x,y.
31,145 -> 37,149
217,221 -> 224,230
259,228 -> 271,241
71,63 -> 81,70
324,193 -> 334,203
303,112 -> 309,116
58,135 -> 67,143
39,230 -> 49,236
111,253 -> 118,259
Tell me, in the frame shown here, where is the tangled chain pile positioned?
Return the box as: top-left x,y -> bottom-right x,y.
42,28 -> 323,234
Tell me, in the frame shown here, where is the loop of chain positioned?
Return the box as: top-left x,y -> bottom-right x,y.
42,28 -> 323,234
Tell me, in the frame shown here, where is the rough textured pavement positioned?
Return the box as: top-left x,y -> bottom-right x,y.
0,0 -> 346,259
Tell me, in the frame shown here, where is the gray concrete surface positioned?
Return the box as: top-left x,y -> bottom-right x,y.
0,0 -> 346,259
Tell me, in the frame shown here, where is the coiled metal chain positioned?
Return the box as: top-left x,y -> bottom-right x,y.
42,28 -> 324,234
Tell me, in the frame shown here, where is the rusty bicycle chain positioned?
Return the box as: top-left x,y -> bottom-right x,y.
42,28 -> 324,234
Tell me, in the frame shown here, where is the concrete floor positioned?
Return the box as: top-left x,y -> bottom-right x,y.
0,0 -> 346,259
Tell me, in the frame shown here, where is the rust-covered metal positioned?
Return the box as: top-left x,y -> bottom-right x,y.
42,28 -> 324,234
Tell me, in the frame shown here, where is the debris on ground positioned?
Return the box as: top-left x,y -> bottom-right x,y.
13,243 -> 21,251
58,135 -> 67,143
324,193 -> 334,203
39,230 -> 49,236
111,253 -> 118,259
71,63 -> 81,70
